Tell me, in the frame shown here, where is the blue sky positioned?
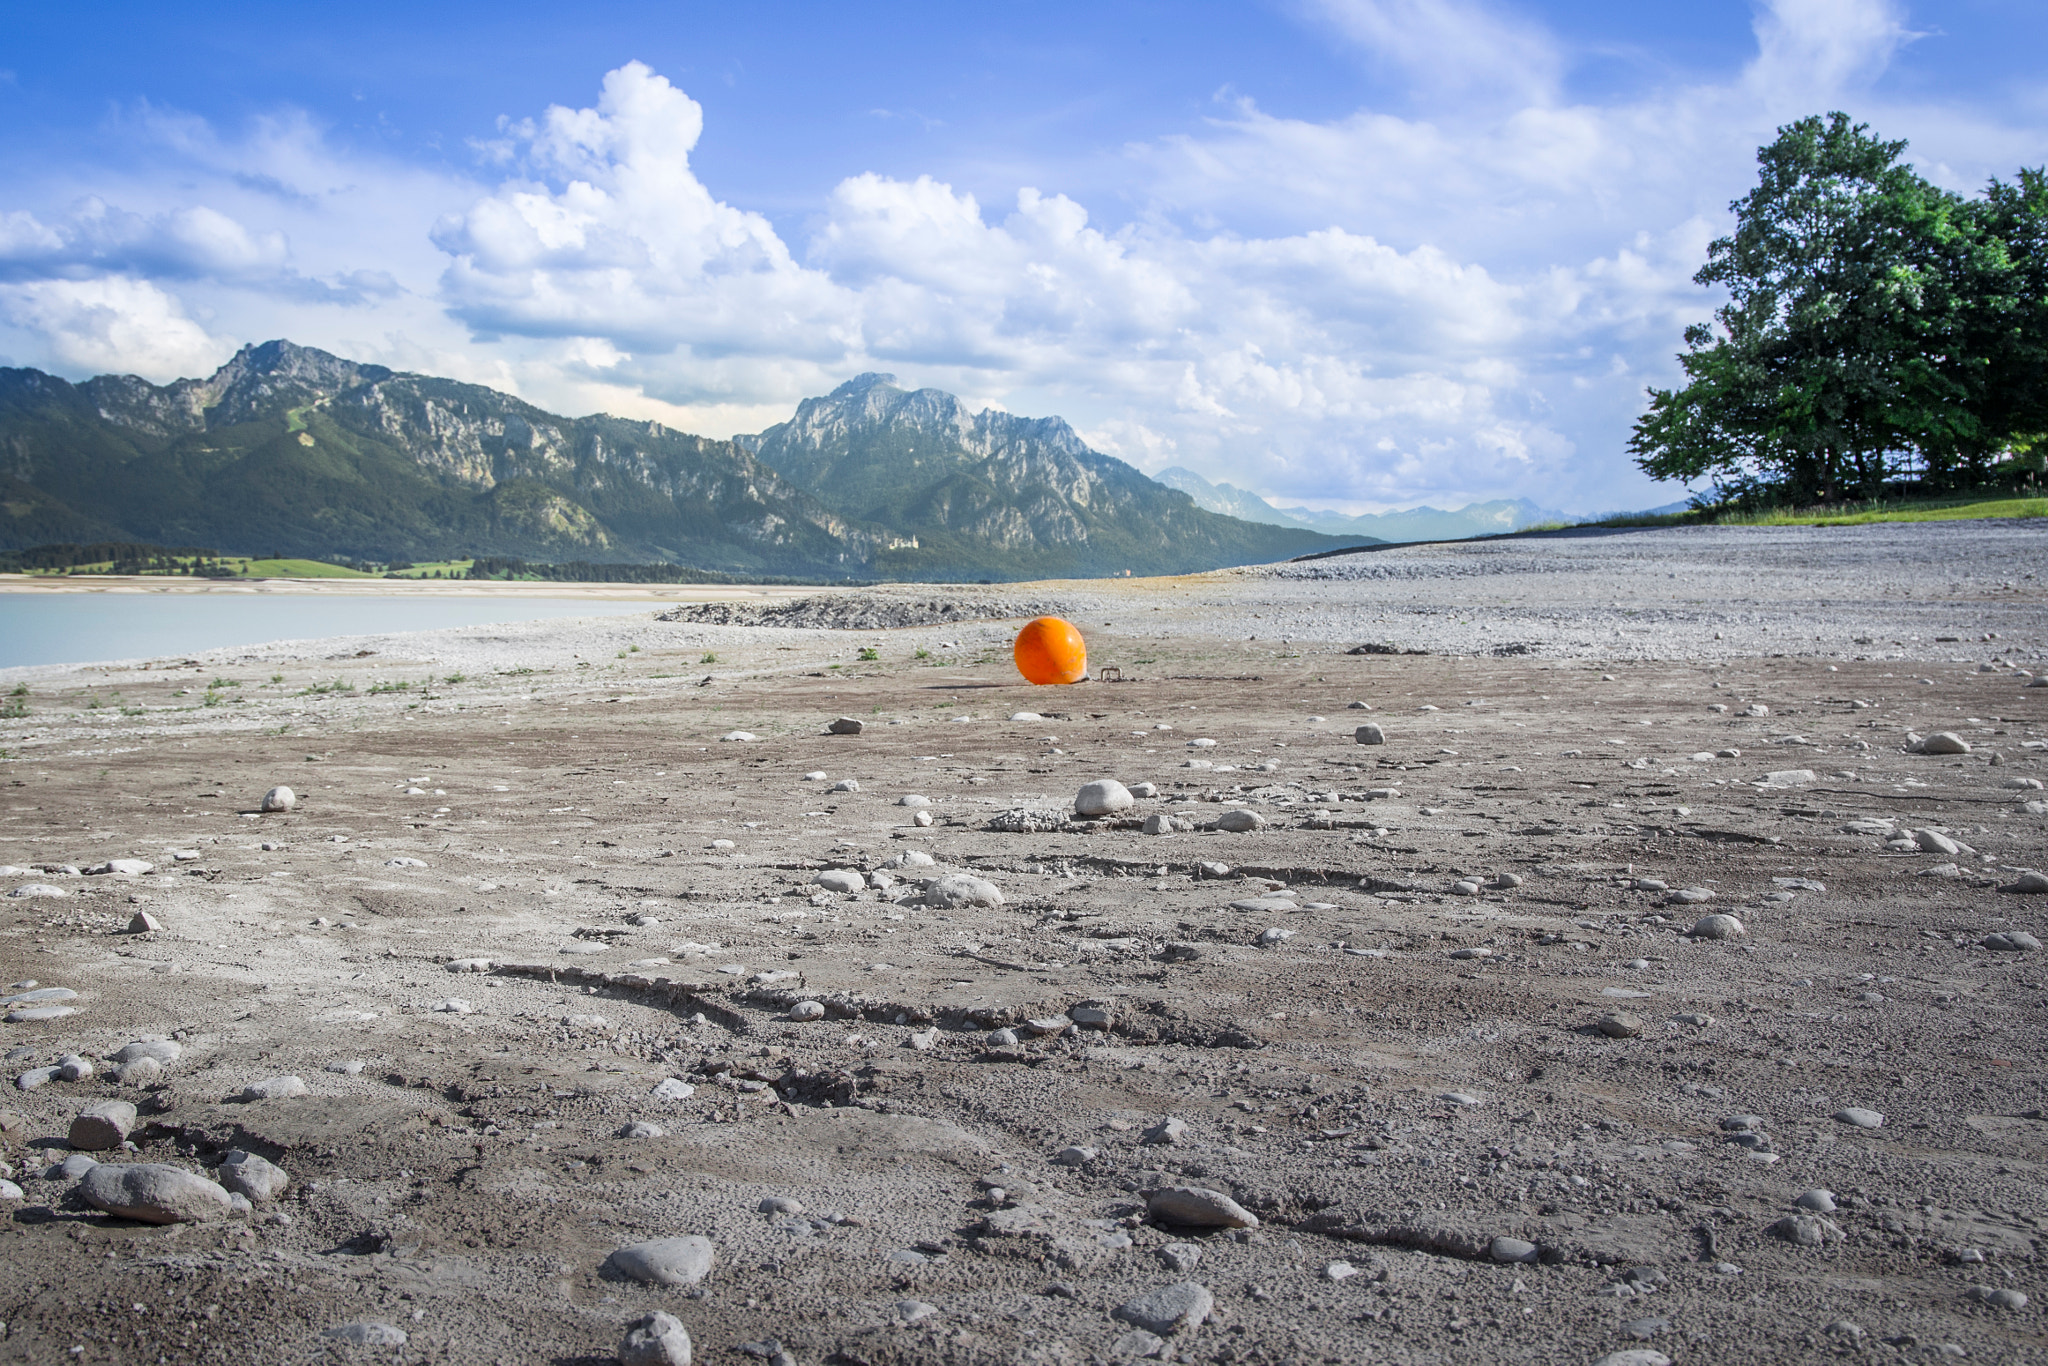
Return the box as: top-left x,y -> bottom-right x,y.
2,1 -> 2044,514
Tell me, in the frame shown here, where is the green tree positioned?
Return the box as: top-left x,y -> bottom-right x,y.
1632,113 -> 1996,504
1961,169 -> 2048,483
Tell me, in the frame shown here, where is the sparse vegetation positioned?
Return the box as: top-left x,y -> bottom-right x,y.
298,679 -> 355,696
701,652 -> 719,665
857,647 -> 879,661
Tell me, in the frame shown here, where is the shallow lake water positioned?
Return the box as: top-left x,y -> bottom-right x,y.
0,592 -> 661,670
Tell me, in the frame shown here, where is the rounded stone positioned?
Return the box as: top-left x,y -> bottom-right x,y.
1146,1186 -> 1259,1229
1794,1189 -> 1837,1213
1113,1281 -> 1214,1336
1597,1012 -> 1643,1039
1354,723 -> 1386,745
218,1149 -> 289,1202
1074,779 -> 1135,817
924,874 -> 1004,909
788,1001 -> 827,1021
78,1163 -> 233,1224
1216,809 -> 1266,832
1832,1107 -> 1884,1129
1919,732 -> 1971,755
238,1075 -> 308,1102
1490,1236 -> 1539,1263
114,1056 -> 163,1086
605,1235 -> 716,1286
827,717 -> 864,736
620,1312 -> 693,1366
1967,1286 -> 2028,1310
259,786 -> 295,813
1690,914 -> 1746,940
814,869 -> 865,894
69,1100 -> 137,1151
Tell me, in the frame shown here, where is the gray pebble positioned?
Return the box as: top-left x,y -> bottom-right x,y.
1075,779 -> 1135,817
1110,1329 -> 1165,1359
1157,1242 -> 1202,1273
606,1235 -> 716,1286
814,869 -> 865,894
1690,913 -> 1746,940
620,1312 -> 693,1366
621,1121 -> 666,1139
1146,1186 -> 1258,1228
1354,723 -> 1386,745
1141,1117 -> 1189,1145
924,874 -> 1004,908
79,1163 -> 232,1224
111,1039 -> 181,1065
323,1323 -> 407,1347
1794,1189 -> 1836,1213
238,1076 -> 307,1102
1597,1013 -> 1643,1038
69,1100 -> 137,1151
1983,931 -> 2041,951
1490,1236 -> 1539,1263
218,1150 -> 289,1201
1833,1107 -> 1884,1128
1966,1286 -> 2028,1310
1113,1281 -> 1213,1336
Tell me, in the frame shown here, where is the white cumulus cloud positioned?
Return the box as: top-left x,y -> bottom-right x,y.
0,275 -> 231,382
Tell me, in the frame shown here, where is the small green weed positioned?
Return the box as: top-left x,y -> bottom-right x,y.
444,673 -> 466,685
858,647 -> 879,661
210,677 -> 240,689
701,653 -> 719,665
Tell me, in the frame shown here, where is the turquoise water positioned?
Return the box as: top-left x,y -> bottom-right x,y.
0,593 -> 662,670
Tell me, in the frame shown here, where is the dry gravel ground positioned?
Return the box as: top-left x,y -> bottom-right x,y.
0,521 -> 2045,1366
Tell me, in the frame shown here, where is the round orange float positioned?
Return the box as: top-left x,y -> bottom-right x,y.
1012,616 -> 1088,685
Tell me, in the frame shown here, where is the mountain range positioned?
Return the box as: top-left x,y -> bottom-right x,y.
1154,466 -> 1578,543
0,343 -> 1363,580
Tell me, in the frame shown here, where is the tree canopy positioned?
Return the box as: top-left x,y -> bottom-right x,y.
1631,113 -> 2048,505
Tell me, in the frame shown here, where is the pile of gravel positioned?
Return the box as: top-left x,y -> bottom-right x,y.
656,594 -> 1072,631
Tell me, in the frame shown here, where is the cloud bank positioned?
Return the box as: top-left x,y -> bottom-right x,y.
0,0 -> 2040,513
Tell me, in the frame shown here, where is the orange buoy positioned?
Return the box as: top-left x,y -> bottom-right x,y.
1013,616 -> 1088,685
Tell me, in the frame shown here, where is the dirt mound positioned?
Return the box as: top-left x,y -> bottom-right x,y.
656,593 -> 1072,630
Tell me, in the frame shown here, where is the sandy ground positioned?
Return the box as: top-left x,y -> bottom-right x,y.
0,522 -> 2045,1365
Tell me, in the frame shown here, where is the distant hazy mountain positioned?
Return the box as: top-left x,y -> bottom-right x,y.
0,345 -> 1365,579
738,374 -> 1365,580
1154,465 -> 1578,542
1151,466 -> 1308,529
